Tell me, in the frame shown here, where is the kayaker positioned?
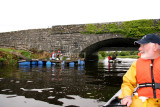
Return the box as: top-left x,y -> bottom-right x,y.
56,50 -> 62,60
119,34 -> 160,107
112,52 -> 117,60
59,52 -> 63,60
108,55 -> 112,60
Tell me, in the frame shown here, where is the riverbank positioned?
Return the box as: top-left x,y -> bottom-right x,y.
0,48 -> 50,65
0,47 -> 139,65
117,55 -> 139,59
99,55 -> 139,60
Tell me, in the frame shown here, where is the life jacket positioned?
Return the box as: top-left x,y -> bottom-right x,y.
108,56 -> 112,60
51,52 -> 55,57
136,56 -> 160,98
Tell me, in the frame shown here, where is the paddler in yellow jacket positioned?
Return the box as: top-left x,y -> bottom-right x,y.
119,34 -> 160,107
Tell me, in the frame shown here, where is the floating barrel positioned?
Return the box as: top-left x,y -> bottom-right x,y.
38,61 -> 43,65
31,61 -> 38,65
78,59 -> 84,65
19,61 -> 30,66
46,61 -> 51,65
69,62 -> 74,67
80,61 -> 84,65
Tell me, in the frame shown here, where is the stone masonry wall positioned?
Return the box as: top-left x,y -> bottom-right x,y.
0,22 -> 124,57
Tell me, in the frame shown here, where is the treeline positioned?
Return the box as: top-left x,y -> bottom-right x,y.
99,51 -> 139,59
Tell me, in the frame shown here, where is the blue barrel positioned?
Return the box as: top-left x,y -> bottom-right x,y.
78,59 -> 84,65
80,61 -> 84,65
46,61 -> 51,65
19,61 -> 30,66
69,62 -> 74,67
38,61 -> 43,65
46,61 -> 51,67
31,61 -> 37,65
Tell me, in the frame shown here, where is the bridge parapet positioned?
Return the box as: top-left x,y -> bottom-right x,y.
51,24 -> 85,34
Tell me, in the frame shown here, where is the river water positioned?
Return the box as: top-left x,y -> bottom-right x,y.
0,58 -> 137,107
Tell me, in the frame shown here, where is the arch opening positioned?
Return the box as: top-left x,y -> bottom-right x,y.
80,38 -> 139,61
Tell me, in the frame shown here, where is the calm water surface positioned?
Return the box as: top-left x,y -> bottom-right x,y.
0,58 -> 137,107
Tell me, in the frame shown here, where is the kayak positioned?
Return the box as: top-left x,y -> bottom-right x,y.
103,89 -> 126,107
108,60 -> 122,63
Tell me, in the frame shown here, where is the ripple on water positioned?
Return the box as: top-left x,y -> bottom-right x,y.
20,88 -> 54,93
27,81 -> 33,83
48,96 -> 55,99
1,89 -> 11,92
6,95 -> 17,98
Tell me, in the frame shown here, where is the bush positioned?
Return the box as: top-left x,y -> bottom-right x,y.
133,51 -> 139,55
118,51 -> 130,56
85,24 -> 98,34
21,51 -> 31,58
98,54 -> 102,59
31,54 -> 39,59
8,59 -> 17,65
99,51 -> 107,58
106,52 -> 114,56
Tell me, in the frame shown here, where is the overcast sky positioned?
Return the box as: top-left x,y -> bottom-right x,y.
0,0 -> 160,33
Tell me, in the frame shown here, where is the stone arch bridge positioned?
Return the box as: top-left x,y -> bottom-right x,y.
0,24 -> 139,61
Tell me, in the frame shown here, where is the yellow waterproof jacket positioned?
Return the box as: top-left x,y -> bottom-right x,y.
119,61 -> 160,107
119,61 -> 137,99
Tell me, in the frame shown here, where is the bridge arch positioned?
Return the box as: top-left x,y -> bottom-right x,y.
80,37 -> 139,61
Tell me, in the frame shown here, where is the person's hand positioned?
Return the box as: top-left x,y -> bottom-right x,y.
121,96 -> 132,107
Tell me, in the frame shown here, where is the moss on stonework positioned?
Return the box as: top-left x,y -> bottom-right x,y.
83,19 -> 160,38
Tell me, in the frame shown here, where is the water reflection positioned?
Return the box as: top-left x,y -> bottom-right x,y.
0,58 -> 137,107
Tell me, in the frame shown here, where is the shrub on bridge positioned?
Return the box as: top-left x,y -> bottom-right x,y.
121,19 -> 159,37
84,24 -> 98,34
83,19 -> 160,38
